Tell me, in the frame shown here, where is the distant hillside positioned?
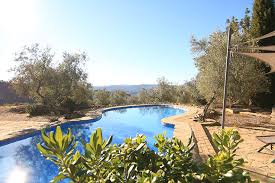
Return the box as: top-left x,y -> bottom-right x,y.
94,84 -> 156,95
0,81 -> 29,104
0,82 -> 156,104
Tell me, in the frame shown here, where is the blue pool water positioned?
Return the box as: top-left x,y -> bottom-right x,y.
0,106 -> 183,183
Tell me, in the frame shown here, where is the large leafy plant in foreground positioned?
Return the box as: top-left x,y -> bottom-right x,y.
37,127 -> 257,183
37,127 -> 196,183
201,129 -> 258,183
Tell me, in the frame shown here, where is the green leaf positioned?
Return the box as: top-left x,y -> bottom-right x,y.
96,128 -> 103,145
96,143 -> 102,158
41,129 -> 51,147
50,173 -> 66,183
72,150 -> 81,164
135,143 -> 145,151
55,126 -> 63,148
85,144 -> 94,156
104,135 -> 113,148
49,131 -> 57,147
212,133 -> 221,144
37,144 -> 49,156
127,164 -> 135,179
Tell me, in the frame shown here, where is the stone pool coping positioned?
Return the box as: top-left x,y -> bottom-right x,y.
0,104 -> 176,146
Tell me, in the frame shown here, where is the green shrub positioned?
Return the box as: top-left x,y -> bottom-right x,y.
60,98 -> 77,114
37,127 -> 197,182
37,127 -> 258,183
212,129 -> 243,155
64,111 -> 85,119
200,129 -> 259,183
26,104 -> 50,116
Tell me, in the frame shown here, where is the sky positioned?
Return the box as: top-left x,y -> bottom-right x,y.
0,0 -> 253,86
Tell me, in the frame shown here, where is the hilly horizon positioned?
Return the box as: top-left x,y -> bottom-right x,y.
94,84 -> 156,95
0,81 -> 156,103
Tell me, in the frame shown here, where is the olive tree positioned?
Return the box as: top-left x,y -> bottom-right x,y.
11,44 -> 92,114
138,88 -> 159,104
110,90 -> 129,106
191,30 -> 269,107
11,44 -> 54,105
94,89 -> 111,107
175,79 -> 206,105
154,77 -> 176,103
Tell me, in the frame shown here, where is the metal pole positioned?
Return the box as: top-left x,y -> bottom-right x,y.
221,25 -> 232,129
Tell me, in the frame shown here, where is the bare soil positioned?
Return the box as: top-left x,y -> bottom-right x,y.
0,104 -> 54,141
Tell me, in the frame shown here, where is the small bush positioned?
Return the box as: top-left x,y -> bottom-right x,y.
202,129 -> 258,183
60,98 -> 91,115
8,105 -> 26,114
26,104 -> 50,116
60,98 -> 77,114
64,111 -> 85,119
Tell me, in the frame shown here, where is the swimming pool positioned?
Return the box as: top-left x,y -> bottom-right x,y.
0,105 -> 183,183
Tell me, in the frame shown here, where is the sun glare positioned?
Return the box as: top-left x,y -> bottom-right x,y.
6,167 -> 28,183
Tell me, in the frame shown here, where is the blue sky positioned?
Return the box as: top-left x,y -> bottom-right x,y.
0,0 -> 253,86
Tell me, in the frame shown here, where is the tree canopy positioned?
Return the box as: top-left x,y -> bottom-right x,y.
11,44 -> 92,114
250,0 -> 275,107
191,20 -> 270,106
250,0 -> 275,45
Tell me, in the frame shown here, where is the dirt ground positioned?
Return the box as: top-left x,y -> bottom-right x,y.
219,113 -> 275,130
0,105 -> 53,141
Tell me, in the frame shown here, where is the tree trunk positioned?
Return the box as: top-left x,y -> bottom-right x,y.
202,93 -> 216,122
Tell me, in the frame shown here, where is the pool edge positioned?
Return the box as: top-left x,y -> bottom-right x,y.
0,104 -> 178,146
